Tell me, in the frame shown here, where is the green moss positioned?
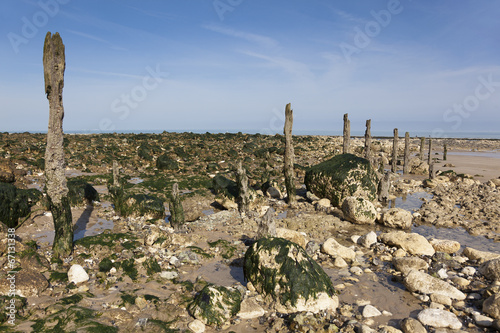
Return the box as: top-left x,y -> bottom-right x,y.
67,179 -> 99,206
144,294 -> 160,303
119,258 -> 138,281
244,237 -> 336,308
0,183 -> 42,228
98,257 -> 114,273
208,239 -> 236,259
75,232 -> 136,249
148,319 -> 179,332
49,271 -> 68,283
60,292 -> 93,305
120,293 -> 136,306
108,186 -> 164,219
187,246 -> 213,259
156,154 -> 179,170
211,174 -> 238,198
143,258 -> 162,276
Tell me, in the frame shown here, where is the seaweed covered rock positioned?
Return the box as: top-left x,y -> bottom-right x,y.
156,154 -> 179,170
212,174 -> 238,198
244,237 -> 338,314
67,178 -> 99,206
341,196 -> 376,224
304,154 -> 378,207
187,284 -> 241,327
0,183 -> 41,228
109,186 -> 164,219
0,159 -> 15,183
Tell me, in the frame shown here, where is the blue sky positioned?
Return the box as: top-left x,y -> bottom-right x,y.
1,0 -> 499,136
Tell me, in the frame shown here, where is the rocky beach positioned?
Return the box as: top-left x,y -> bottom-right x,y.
1,131 -> 500,332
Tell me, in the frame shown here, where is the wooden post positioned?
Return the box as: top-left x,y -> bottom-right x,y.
283,103 -> 296,206
364,119 -> 371,160
391,128 -> 398,173
43,32 -> 73,258
428,137 -> 432,165
170,183 -> 185,230
403,132 -> 410,175
378,172 -> 390,204
443,143 -> 447,161
429,161 -> 436,179
343,113 -> 350,154
420,137 -> 425,161
236,160 -> 249,215
112,160 -> 120,187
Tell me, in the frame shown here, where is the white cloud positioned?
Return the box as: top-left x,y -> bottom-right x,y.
202,24 -> 278,49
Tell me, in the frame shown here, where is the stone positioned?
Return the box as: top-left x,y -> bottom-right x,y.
429,238 -> 461,254
0,268 -> 48,297
362,304 -> 382,318
188,319 -> 206,333
266,186 -> 282,199
403,270 -> 465,300
417,308 -> 462,330
238,297 -> 265,319
68,264 -> 89,285
257,207 -> 276,239
342,196 -> 377,224
0,159 -> 15,183
461,266 -> 476,276
473,312 -> 494,327
334,257 -> 348,268
358,231 -> 377,248
463,247 -> 500,263
430,294 -> 452,306
187,284 -> 241,327
400,317 -> 427,333
483,293 -> 500,319
480,258 -> 500,280
392,257 -> 429,275
380,208 -> 412,229
304,154 -> 379,207
276,228 -> 307,248
379,231 -> 435,256
156,154 -> 179,170
244,237 -> 338,314
135,296 -> 148,310
408,157 -> 429,175
321,238 -> 356,261
160,271 -> 179,280
0,183 -> 41,228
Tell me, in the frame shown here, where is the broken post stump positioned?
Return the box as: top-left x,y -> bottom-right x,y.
378,172 -> 391,204
391,128 -> 398,173
112,160 -> 120,187
443,143 -> 447,161
420,137 -> 425,161
236,160 -> 250,215
257,207 -> 276,239
364,119 -> 371,160
403,132 -> 410,175
170,183 -> 185,230
343,113 -> 350,154
428,137 -> 432,165
283,103 -> 296,206
43,31 -> 73,258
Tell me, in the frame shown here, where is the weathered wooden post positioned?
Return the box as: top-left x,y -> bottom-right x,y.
257,207 -> 276,239
428,137 -> 432,165
443,143 -> 447,161
236,160 -> 249,215
429,161 -> 436,179
403,132 -> 410,175
283,103 -> 296,206
43,32 -> 73,258
364,119 -> 371,160
343,113 -> 350,154
112,160 -> 120,187
391,128 -> 398,173
378,172 -> 390,204
420,137 -> 425,161
170,183 -> 185,230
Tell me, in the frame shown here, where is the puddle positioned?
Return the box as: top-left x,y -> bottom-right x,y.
128,177 -> 144,184
389,191 -> 433,213
74,218 -> 114,241
183,260 -> 245,287
202,209 -> 215,216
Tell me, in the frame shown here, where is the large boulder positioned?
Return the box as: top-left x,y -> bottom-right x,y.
109,186 -> 165,219
0,159 -> 15,183
479,258 -> 500,281
156,154 -> 179,170
379,208 -> 412,229
244,237 -> 338,314
408,157 -> 429,175
483,293 -> 500,319
0,183 -> 42,228
341,196 -> 376,225
417,308 -> 462,330
304,154 -> 378,207
379,231 -> 435,256
188,284 -> 241,327
404,270 -> 465,300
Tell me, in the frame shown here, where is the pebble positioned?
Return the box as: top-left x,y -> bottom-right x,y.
362,305 -> 382,318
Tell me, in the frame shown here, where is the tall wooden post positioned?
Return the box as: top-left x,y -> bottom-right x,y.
428,137 -> 432,165
420,137 -> 425,161
391,128 -> 398,173
112,160 -> 120,187
403,132 -> 410,175
236,160 -> 249,215
343,113 -> 350,154
284,103 -> 296,206
443,143 -> 447,161
364,119 -> 371,160
43,32 -> 73,258
170,183 -> 185,230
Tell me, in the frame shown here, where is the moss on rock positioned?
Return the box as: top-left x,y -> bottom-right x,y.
304,153 -> 378,207
0,183 -> 41,228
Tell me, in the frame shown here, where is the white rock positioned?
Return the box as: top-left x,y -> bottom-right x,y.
417,308 -> 462,330
334,257 -> 348,268
437,268 -> 448,279
473,312 -> 494,327
68,264 -> 89,285
321,238 -> 356,261
160,271 -> 179,280
350,266 -> 363,276
358,231 -> 377,248
362,304 -> 382,318
380,208 -> 412,229
461,266 -> 476,276
404,270 -> 465,300
238,297 -> 265,319
188,319 -> 206,333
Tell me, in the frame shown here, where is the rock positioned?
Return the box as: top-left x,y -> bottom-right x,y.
490,178 -> 500,187
341,197 -> 377,224
188,319 -> 206,333
362,304 -> 382,318
156,154 -> 179,170
483,293 -> 500,319
266,186 -> 282,199
461,266 -> 476,276
408,158 -> 429,175
0,268 -> 48,297
392,257 -> 429,275
276,228 -> 307,248
379,231 -> 435,256
463,247 -> 500,263
380,208 -> 412,229
244,237 -> 338,314
0,159 -> 15,183
334,257 -> 348,268
0,183 -> 41,228
358,231 -> 377,248
306,191 -> 320,202
187,284 -> 241,327
429,238 -> 461,254
257,207 -> 277,239
321,238 -> 356,261
304,154 -> 379,207
473,312 -> 494,327
378,325 -> 402,333
417,308 -> 462,330
238,297 -> 265,319
68,264 -> 89,285
480,258 -> 500,280
215,197 -> 238,210
316,198 -> 331,208
403,270 -> 465,300
160,271 -> 178,280
400,317 -> 427,333
430,294 -> 452,306
135,296 -> 148,310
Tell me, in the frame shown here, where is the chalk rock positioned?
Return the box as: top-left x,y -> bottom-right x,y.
400,317 -> 427,333
429,238 -> 461,254
188,319 -> 206,333
480,258 -> 500,280
380,208 -> 412,229
238,297 -> 265,319
392,257 -> 429,275
358,231 -> 377,248
404,270 -> 465,300
379,231 -> 435,256
362,304 -> 382,318
342,196 -> 376,225
417,308 -> 462,330
463,247 -> 500,263
483,294 -> 500,319
68,264 -> 89,285
276,228 -> 307,248
321,238 -> 356,261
